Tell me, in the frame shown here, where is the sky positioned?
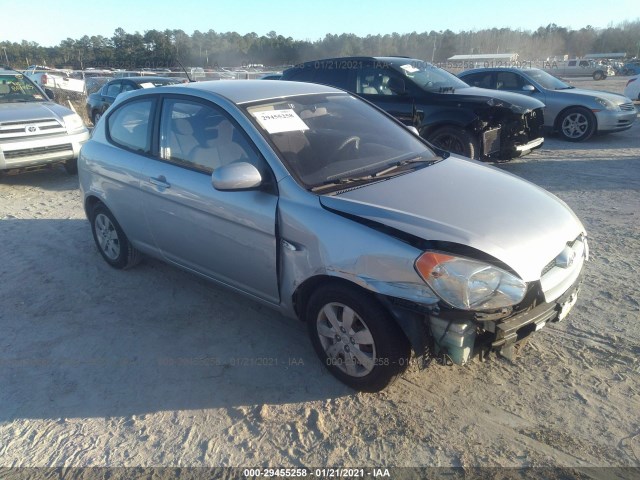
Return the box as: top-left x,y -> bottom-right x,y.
2,0 -> 638,46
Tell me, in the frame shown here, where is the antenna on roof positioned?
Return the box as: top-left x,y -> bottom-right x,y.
175,58 -> 194,83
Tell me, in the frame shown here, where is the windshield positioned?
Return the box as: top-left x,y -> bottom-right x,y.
394,61 -> 469,92
524,69 -> 572,90
244,93 -> 438,190
0,74 -> 46,103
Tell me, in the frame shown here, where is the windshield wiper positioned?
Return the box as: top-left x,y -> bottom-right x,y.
310,175 -> 380,193
372,157 -> 441,177
310,157 -> 441,193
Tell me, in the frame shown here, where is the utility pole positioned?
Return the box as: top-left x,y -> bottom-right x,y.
431,36 -> 437,63
2,47 -> 9,65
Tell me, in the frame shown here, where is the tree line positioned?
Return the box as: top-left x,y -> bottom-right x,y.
2,21 -> 639,70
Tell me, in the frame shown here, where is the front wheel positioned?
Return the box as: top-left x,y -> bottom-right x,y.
90,203 -> 141,269
557,107 -> 596,142
593,71 -> 605,81
306,285 -> 410,392
426,126 -> 479,159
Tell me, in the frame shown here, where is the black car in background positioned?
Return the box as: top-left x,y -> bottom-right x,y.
282,57 -> 545,160
85,76 -> 180,125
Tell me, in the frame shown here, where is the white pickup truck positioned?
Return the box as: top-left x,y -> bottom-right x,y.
541,59 -> 615,80
22,66 -> 86,93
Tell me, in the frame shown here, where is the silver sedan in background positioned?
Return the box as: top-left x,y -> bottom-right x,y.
459,67 -> 636,142
79,80 -> 587,391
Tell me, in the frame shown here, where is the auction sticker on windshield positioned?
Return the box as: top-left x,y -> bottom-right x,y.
400,64 -> 420,73
252,109 -> 309,134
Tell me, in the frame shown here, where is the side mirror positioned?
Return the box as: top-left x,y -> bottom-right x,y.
522,85 -> 535,93
44,88 -> 56,101
212,162 -> 262,191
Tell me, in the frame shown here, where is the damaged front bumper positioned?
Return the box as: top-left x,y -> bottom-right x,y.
426,274 -> 582,364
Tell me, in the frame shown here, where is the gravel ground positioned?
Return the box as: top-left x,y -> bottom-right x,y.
0,77 -> 638,476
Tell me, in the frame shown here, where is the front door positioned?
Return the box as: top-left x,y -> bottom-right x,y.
139,96 -> 280,303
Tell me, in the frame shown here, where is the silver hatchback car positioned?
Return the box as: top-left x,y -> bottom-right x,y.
459,67 -> 636,142
79,80 -> 588,391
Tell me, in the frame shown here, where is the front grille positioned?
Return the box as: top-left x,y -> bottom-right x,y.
4,143 -> 73,160
541,258 -> 556,276
619,103 -> 636,112
539,235 -> 586,303
0,118 -> 66,140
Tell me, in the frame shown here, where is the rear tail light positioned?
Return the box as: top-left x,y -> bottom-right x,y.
41,74 -> 48,85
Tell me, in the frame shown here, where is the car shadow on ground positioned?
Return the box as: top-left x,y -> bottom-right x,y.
0,167 -> 79,191
0,219 -> 352,422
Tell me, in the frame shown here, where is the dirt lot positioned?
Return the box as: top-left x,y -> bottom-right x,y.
0,77 -> 638,475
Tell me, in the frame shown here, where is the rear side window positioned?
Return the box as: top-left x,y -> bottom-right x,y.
313,68 -> 350,90
496,72 -> 523,90
108,99 -> 154,153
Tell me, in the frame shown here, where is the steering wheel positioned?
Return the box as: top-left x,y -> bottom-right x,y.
330,136 -> 360,162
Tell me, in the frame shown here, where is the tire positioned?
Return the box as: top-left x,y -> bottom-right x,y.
90,203 -> 141,269
593,71 -> 604,81
306,284 -> 410,392
557,107 -> 596,142
426,126 -> 479,159
92,110 -> 103,125
64,158 -> 78,175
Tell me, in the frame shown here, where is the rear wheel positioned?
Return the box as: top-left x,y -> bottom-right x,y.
306,284 -> 410,392
557,107 -> 596,142
593,71 -> 605,81
426,126 -> 479,159
90,203 -> 141,269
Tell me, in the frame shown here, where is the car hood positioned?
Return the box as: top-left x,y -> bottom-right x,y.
319,156 -> 585,282
442,86 -> 545,113
548,88 -> 632,104
0,101 -> 72,122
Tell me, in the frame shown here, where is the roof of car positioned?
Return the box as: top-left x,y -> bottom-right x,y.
291,56 -> 424,67
179,79 -> 344,104
121,76 -> 178,84
460,67 -> 542,74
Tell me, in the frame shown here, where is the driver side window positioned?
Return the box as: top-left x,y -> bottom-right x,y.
357,67 -> 395,96
496,72 -> 523,91
159,98 -> 266,176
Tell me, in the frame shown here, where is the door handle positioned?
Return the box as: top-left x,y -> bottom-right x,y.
149,176 -> 171,189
